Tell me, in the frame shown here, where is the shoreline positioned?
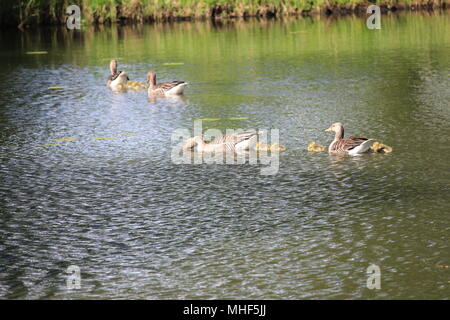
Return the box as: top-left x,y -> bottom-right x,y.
1,1 -> 448,28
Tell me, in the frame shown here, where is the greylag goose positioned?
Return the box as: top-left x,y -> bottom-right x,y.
147,71 -> 188,96
325,122 -> 373,155
183,131 -> 261,153
106,60 -> 129,91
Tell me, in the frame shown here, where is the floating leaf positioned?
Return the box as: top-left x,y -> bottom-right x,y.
198,118 -> 220,121
48,86 -> 68,90
26,51 -> 48,55
228,117 -> 249,120
123,133 -> 137,136
163,62 -> 184,66
53,138 -> 78,142
93,137 -> 114,140
33,143 -> 58,147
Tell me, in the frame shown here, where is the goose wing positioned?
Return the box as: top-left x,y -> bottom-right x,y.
210,131 -> 258,150
332,136 -> 369,153
211,131 -> 258,145
156,81 -> 186,91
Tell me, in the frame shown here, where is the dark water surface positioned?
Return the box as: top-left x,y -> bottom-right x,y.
0,12 -> 449,299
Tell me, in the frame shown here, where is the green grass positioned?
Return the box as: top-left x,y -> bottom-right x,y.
1,0 -> 447,26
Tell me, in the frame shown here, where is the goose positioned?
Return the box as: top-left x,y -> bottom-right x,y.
307,141 -> 326,153
183,131 -> 262,153
106,60 -> 129,91
325,122 -> 373,155
127,80 -> 148,91
147,71 -> 188,96
256,142 -> 287,152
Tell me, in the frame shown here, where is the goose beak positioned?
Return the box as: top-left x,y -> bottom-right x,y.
325,127 -> 332,132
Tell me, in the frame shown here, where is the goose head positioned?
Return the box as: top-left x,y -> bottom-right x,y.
110,60 -> 118,75
182,136 -> 204,151
325,122 -> 344,133
325,122 -> 345,140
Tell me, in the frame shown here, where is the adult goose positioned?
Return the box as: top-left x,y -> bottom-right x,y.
147,71 -> 188,96
325,122 -> 373,155
183,131 -> 261,153
106,60 -> 129,91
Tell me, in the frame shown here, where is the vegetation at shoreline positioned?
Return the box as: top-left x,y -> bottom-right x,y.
0,0 -> 447,27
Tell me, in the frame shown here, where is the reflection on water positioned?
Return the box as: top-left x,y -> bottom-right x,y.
148,94 -> 188,104
0,12 -> 449,299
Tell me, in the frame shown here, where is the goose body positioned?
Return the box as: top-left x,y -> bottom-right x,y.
126,80 -> 148,91
147,72 -> 188,96
307,141 -> 326,153
325,122 -> 373,155
107,60 -> 129,91
183,131 -> 261,153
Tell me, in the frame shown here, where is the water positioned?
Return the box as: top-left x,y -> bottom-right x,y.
0,12 -> 449,299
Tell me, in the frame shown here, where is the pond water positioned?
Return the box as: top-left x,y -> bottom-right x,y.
0,12 -> 449,299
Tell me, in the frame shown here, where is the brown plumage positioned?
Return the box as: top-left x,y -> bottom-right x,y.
183,131 -> 261,153
210,131 -> 257,145
147,71 -> 188,96
106,60 -> 119,86
106,60 -> 129,90
325,122 -> 373,155
332,136 -> 369,152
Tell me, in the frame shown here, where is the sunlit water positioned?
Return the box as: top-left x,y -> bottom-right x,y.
0,12 -> 449,299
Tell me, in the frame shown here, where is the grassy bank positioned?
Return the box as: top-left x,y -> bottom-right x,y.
1,0 -> 448,27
